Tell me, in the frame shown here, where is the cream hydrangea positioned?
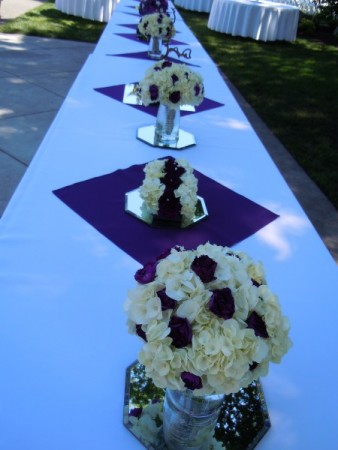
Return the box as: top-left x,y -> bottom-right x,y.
139,157 -> 198,225
125,243 -> 292,396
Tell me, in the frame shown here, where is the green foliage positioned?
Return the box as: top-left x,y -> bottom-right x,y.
298,16 -> 317,35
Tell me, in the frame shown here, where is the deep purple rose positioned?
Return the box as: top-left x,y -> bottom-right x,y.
181,372 -> 203,390
209,287 -> 235,320
169,316 -> 192,348
149,84 -> 159,101
160,158 -> 185,190
249,361 -> 259,371
246,311 -> 269,338
157,188 -> 182,222
171,74 -> 179,85
194,83 -> 201,96
134,261 -> 157,284
129,407 -> 143,418
191,255 -> 217,283
136,324 -> 147,341
156,246 -> 182,261
157,288 -> 177,310
169,91 -> 181,104
162,60 -> 172,69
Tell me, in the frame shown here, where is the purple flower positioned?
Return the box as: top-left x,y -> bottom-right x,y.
129,407 -> 143,418
162,60 -> 172,69
136,324 -> 147,341
157,188 -> 182,222
181,372 -> 203,390
135,261 -> 157,284
209,287 -> 235,320
157,289 -> 177,310
169,91 -> 181,104
171,74 -> 179,85
246,311 -> 269,338
249,361 -> 258,371
191,255 -> 217,283
149,84 -> 159,101
160,158 -> 185,190
156,246 -> 182,261
194,83 -> 201,96
169,316 -> 192,348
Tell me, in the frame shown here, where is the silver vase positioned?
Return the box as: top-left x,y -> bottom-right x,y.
155,103 -> 180,146
148,36 -> 163,60
163,388 -> 225,450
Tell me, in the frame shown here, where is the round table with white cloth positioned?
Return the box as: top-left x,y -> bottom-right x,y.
174,0 -> 214,12
55,0 -> 117,22
208,0 -> 300,41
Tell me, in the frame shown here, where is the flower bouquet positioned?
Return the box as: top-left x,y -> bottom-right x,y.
139,0 -> 169,16
136,61 -> 204,147
125,242 -> 292,396
139,157 -> 199,225
137,60 -> 204,110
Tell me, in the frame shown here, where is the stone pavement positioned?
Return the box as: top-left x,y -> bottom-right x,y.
0,1 -> 338,263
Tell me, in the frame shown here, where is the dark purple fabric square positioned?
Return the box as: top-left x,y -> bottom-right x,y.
94,83 -> 224,117
53,159 -> 278,265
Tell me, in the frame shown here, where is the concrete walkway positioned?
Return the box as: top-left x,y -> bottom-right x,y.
0,1 -> 338,263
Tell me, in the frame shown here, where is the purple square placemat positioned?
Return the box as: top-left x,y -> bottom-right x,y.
94,84 -> 224,117
53,159 -> 278,264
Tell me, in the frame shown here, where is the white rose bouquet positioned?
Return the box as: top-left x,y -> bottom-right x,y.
136,60 -> 204,109
138,13 -> 175,40
125,243 -> 292,396
139,157 -> 198,224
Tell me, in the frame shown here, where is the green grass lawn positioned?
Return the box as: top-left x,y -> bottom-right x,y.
1,1 -> 337,208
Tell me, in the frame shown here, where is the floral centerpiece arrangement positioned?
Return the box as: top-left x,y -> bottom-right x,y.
139,0 -> 169,16
136,60 -> 204,110
125,242 -> 292,396
138,12 -> 175,41
139,157 -> 198,224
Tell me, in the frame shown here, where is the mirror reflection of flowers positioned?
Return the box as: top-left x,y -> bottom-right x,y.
128,400 -> 224,450
139,0 -> 169,15
138,13 -> 176,40
139,157 -> 198,224
124,243 -> 292,396
136,61 -> 204,109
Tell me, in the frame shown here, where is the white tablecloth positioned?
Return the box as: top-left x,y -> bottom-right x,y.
0,1 -> 337,449
55,0 -> 117,22
208,0 -> 300,41
174,0 -> 214,12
